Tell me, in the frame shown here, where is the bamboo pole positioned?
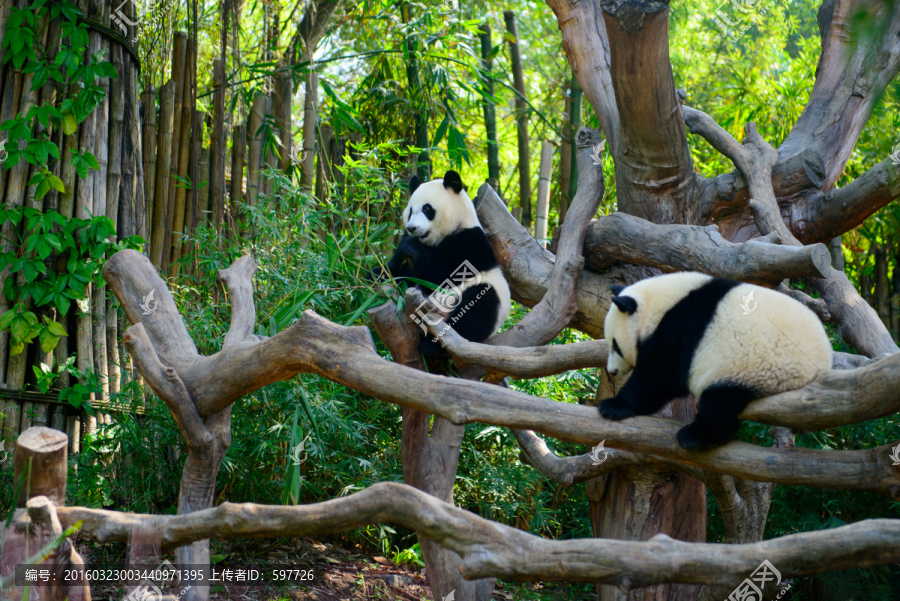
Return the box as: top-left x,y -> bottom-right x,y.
209,58 -> 226,235
567,74 -> 582,222
479,22 -> 500,189
534,141 -> 554,248
141,88 -> 157,246
504,10 -> 531,230
246,92 -> 265,211
274,57 -> 293,172
300,71 -> 317,189
315,124 -> 334,202
150,80 -> 175,269
170,40 -> 196,276
559,94 -> 572,224
229,122 -> 246,239
199,145 -> 210,221
265,95 -> 277,198
164,33 -> 189,268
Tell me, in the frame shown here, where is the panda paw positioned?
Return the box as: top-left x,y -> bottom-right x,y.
597,397 -> 636,421
676,424 -> 725,450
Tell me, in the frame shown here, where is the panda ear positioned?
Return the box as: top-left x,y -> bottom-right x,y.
612,295 -> 638,315
442,170 -> 464,194
409,175 -> 422,196
610,284 -> 625,296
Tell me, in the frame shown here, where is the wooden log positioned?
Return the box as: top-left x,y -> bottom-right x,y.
504,10 -> 531,229
14,426 -> 67,507
534,140 -> 554,247
52,484 -> 900,589
150,81 -> 175,269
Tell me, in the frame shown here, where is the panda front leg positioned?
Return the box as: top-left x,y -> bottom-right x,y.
676,383 -> 757,449
597,365 -> 678,421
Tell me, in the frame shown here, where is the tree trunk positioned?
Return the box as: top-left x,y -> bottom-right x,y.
534,141 -> 554,247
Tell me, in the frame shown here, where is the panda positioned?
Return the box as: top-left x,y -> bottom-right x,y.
598,272 -> 832,449
387,170 -> 511,355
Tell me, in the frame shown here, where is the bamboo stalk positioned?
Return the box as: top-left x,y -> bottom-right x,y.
534,140 -> 554,248
300,71 -> 317,189
107,44 -> 125,236
150,80 -> 175,269
274,57 -> 293,172
265,95 -> 278,198
479,22 -> 500,189
315,124 -> 333,202
229,122 -> 246,239
246,92 -> 265,211
567,74 -> 582,220
141,87 -> 157,245
504,11 -> 531,229
170,40 -> 195,276
66,414 -> 80,455
559,94 -> 572,224
199,145 -> 210,221
209,58 -> 226,235
164,33 -> 188,268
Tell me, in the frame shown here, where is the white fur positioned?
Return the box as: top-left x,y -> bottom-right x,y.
402,179 -> 480,246
605,272 -> 832,396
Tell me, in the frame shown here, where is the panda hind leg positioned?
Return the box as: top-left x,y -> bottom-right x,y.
676,383 -> 757,450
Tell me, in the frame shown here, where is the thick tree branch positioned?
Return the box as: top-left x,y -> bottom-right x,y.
561,212 -> 832,283
56,483 -> 900,589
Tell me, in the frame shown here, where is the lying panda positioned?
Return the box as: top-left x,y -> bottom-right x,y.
388,170 -> 511,355
599,272 -> 832,449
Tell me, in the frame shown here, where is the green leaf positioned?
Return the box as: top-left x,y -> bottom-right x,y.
48,174 -> 64,192
38,327 -> 59,353
62,112 -> 78,135
46,319 -> 67,336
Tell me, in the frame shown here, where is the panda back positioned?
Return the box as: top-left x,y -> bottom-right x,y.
688,283 -> 832,397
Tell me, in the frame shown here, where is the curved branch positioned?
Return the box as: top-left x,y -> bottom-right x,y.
56,483 -> 900,589
515,429 -> 711,487
567,212 -> 832,283
218,255 -> 261,349
429,313 -> 608,379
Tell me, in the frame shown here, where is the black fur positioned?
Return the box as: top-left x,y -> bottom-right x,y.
409,175 -> 422,195
389,227 -> 502,355
442,170 -> 464,194
598,277 -> 758,449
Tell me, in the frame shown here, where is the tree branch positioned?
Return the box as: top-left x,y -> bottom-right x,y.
56,483 -> 900,589
562,212 -> 832,283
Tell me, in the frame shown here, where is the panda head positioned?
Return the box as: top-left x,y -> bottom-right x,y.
402,170 -> 480,246
604,284 -> 640,377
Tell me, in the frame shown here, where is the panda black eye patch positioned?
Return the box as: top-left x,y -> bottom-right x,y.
612,339 -> 623,357
422,203 -> 435,220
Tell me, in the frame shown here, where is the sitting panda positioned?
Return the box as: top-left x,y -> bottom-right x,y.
598,272 -> 832,449
387,170 -> 511,355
